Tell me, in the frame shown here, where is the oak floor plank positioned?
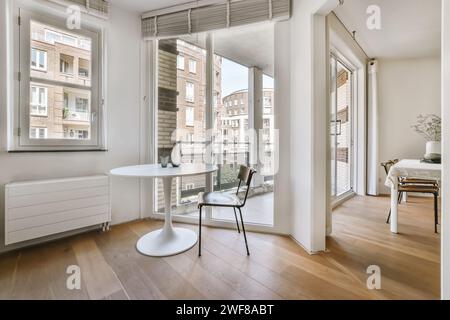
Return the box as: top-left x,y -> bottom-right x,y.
0,195 -> 440,300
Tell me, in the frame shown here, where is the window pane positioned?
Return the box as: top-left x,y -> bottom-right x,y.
156,37 -> 207,217
212,22 -> 274,226
185,82 -> 195,102
30,20 -> 92,141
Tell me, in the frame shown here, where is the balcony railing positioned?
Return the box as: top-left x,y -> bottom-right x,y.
176,140 -> 274,199
63,110 -> 90,122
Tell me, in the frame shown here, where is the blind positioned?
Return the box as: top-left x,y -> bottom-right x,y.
142,0 -> 290,38
46,0 -> 109,17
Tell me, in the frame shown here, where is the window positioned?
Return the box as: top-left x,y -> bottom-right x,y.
240,99 -> 244,105
31,48 -> 47,71
30,86 -> 48,116
60,54 -> 74,74
177,55 -> 185,70
186,81 -> 195,102
30,127 -> 47,139
234,100 -> 238,106
45,29 -> 77,47
185,183 -> 195,190
15,13 -> 104,151
78,58 -> 89,78
189,59 -> 197,74
186,107 -> 194,126
65,129 -> 89,140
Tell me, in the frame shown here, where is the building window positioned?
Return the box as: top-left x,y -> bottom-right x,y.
78,58 -> 89,78
234,100 -> 238,106
31,48 -> 47,71
14,14 -> 104,151
185,183 -> 195,190
189,59 -> 197,74
186,81 -> 195,102
30,86 -> 48,116
30,127 -> 47,139
240,99 -> 244,105
186,107 -> 194,126
177,55 -> 185,70
65,128 -> 89,140
45,29 -> 77,47
60,54 -> 74,74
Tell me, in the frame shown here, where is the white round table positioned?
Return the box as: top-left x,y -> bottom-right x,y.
110,163 -> 217,257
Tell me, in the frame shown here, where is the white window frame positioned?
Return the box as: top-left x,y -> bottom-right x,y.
185,106 -> 194,126
177,55 -> 185,70
30,127 -> 48,139
31,48 -> 47,71
12,7 -> 106,151
188,59 -> 197,74
30,85 -> 48,116
185,81 -> 195,103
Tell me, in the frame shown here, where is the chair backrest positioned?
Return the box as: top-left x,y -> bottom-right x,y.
380,159 -> 399,176
236,165 -> 256,205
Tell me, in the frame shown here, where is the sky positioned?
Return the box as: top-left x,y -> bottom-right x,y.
221,57 -> 274,98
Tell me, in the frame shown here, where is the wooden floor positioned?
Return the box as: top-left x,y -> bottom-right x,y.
0,195 -> 440,300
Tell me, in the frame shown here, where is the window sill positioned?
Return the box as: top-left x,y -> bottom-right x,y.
8,149 -> 108,153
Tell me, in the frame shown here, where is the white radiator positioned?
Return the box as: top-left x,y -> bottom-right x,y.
5,175 -> 111,246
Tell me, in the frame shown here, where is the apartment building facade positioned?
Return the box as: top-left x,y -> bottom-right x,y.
30,21 -> 91,140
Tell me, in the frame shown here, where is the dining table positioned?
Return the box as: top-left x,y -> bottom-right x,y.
385,159 -> 441,233
110,163 -> 217,257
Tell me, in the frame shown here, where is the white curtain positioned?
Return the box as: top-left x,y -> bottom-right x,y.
367,59 -> 379,196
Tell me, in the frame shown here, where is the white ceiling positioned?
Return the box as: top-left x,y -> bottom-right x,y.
333,0 -> 441,59
214,23 -> 274,76
108,0 -> 190,13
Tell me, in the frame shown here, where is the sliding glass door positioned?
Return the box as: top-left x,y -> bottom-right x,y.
330,54 -> 354,200
153,22 -> 276,227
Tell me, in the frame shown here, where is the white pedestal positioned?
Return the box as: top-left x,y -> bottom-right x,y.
136,177 -> 198,257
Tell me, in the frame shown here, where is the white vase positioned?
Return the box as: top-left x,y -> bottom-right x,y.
171,143 -> 181,167
426,141 -> 441,156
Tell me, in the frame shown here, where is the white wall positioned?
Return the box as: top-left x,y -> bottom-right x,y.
441,0 -> 450,300
0,0 -> 143,253
288,0 -> 338,252
377,57 -> 441,193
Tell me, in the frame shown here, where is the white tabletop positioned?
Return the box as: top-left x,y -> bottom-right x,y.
385,159 -> 441,188
110,163 -> 217,178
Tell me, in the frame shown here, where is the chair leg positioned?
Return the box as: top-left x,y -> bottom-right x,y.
233,207 -> 241,233
434,193 -> 439,234
238,207 -> 250,256
198,206 -> 202,257
386,209 -> 391,224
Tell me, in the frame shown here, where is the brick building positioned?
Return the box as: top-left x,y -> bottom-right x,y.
30,21 -> 91,140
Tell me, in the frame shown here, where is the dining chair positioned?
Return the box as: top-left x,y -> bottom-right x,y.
197,165 -> 256,256
381,160 -> 440,233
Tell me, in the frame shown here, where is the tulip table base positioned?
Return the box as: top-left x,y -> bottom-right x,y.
136,177 -> 198,257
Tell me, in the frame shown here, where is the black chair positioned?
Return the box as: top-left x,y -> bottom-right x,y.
381,160 -> 440,233
197,165 -> 256,256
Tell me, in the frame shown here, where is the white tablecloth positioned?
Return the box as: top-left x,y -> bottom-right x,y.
385,159 -> 442,189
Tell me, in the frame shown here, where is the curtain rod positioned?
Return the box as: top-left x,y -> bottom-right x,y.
331,11 -> 370,60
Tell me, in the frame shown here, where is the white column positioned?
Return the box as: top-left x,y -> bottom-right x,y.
248,66 -> 264,188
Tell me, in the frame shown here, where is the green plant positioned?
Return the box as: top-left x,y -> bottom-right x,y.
411,114 -> 441,142
63,107 -> 69,119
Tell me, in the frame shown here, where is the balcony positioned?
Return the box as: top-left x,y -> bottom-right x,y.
63,109 -> 90,122
156,140 -> 275,226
